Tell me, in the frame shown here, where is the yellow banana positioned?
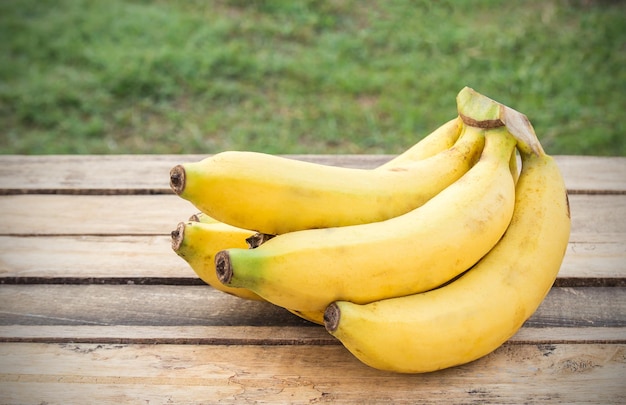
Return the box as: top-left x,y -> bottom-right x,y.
170,121 -> 481,235
184,117 -> 458,231
323,115 -> 571,374
171,220 -> 264,301
378,117 -> 461,168
215,125 -> 516,324
509,148 -> 520,183
176,215 -> 330,322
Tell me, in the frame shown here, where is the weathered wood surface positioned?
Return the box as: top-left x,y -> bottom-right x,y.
0,285 -> 624,329
3,342 -> 624,404
0,193 -> 623,239
0,154 -> 625,404
1,343 -> 624,404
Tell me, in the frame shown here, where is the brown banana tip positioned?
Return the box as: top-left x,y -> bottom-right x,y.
215,250 -> 233,285
188,213 -> 200,222
171,222 -> 185,252
245,232 -> 276,249
169,165 -> 186,195
323,302 -> 341,333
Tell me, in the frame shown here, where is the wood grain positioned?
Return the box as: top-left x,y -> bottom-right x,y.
0,235 -> 189,281
0,194 -> 624,241
0,194 -> 193,235
1,343 -> 624,404
0,285 -> 623,328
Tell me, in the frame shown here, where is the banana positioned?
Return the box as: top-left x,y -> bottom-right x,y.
170,120 -> 481,235
171,220 -> 264,301
175,216 -> 328,322
378,117 -> 461,168
510,149 -> 520,184
215,125 -> 517,324
184,117 -> 458,231
323,111 -> 571,374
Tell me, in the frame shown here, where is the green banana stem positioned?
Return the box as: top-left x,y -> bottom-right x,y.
456,87 -> 504,128
456,86 -> 544,157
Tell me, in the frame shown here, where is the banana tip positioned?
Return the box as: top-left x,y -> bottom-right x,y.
169,165 -> 186,195
215,251 -> 233,285
170,222 -> 185,252
323,302 -> 341,333
246,232 -> 276,249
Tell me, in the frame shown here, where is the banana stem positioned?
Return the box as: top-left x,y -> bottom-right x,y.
456,87 -> 545,157
500,105 -> 545,157
215,251 -> 233,285
170,165 -> 186,194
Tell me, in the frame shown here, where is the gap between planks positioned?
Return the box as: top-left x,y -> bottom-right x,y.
0,325 -> 625,345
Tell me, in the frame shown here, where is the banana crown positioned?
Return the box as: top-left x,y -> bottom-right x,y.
168,86 -> 570,373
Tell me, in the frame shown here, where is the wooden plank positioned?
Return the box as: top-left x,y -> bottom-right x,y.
0,194 -> 624,241
0,325 -> 624,345
568,195 -> 626,243
0,236 -> 623,283
1,155 -> 625,194
0,284 -> 311,327
551,155 -> 626,195
0,285 -> 624,328
0,194 -> 194,236
0,342 -> 624,404
559,241 -> 626,284
0,235 -> 190,281
524,287 -> 626,328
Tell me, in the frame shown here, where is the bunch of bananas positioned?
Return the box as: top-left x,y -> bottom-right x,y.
169,87 -> 571,373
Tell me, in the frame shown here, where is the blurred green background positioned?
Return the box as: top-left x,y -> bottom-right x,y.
1,0 -> 625,155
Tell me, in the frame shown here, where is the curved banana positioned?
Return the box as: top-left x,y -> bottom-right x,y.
215,126 -> 516,324
378,117 -> 461,168
323,132 -> 571,373
175,216 -> 331,323
171,220 -> 264,301
170,121 -> 481,235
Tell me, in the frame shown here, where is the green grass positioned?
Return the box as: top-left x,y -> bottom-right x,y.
1,0 -> 625,155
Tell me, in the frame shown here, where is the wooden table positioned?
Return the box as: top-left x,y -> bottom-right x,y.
0,154 -> 625,404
